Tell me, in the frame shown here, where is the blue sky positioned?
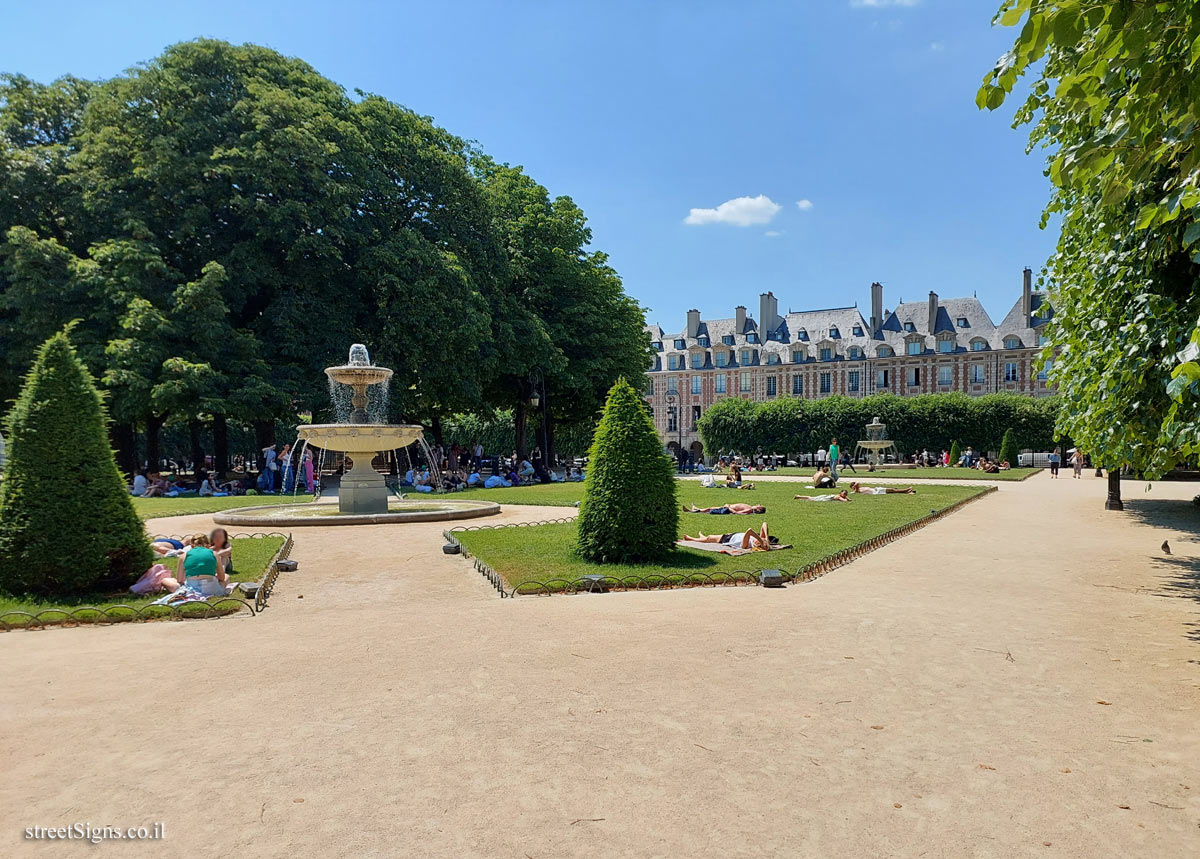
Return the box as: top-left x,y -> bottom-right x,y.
0,0 -> 1051,328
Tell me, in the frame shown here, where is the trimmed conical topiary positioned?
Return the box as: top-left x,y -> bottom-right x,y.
576,378 -> 678,563
998,428 -> 1018,465
0,329 -> 153,596
948,439 -> 962,466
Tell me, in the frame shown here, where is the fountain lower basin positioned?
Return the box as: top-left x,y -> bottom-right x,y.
213,497 -> 501,527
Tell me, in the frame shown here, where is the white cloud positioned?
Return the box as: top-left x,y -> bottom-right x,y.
929,40 -> 946,52
795,199 -> 814,211
850,0 -> 918,7
765,230 -> 782,237
684,195 -> 781,227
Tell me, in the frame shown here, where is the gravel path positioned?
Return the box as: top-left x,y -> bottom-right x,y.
2,472 -> 1198,858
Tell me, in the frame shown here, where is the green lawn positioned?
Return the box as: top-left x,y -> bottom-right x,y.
711,466 -> 1040,481
0,534 -> 286,628
132,493 -> 315,520
454,481 -> 987,589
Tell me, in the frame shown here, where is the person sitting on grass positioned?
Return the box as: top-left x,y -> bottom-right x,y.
850,482 -> 916,495
977,458 -> 1000,474
467,469 -> 483,486
793,490 -> 851,502
131,469 -> 149,496
812,467 -> 836,488
210,527 -> 235,576
142,471 -> 170,497
158,534 -> 229,597
724,463 -> 743,487
681,521 -> 776,551
683,502 -> 766,515
998,460 -> 1011,470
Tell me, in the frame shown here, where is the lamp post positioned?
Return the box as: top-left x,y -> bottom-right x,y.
665,393 -> 680,466
528,368 -> 549,468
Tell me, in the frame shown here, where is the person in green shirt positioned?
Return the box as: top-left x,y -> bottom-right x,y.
829,438 -> 840,481
161,533 -> 229,597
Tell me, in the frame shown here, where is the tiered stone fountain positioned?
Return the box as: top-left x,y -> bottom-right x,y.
214,345 -> 499,526
853,416 -> 900,468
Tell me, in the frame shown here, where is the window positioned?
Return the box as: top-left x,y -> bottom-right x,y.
747,332 -> 759,344
971,339 -> 987,352
820,372 -> 831,394
691,405 -> 701,428
715,351 -> 727,367
792,375 -> 803,395
667,411 -> 677,432
645,379 -> 655,396
848,370 -> 860,392
848,347 -> 862,359
739,372 -> 750,393
796,328 -> 808,340
740,349 -> 752,364
853,325 -> 864,336
792,349 -> 805,363
907,340 -> 922,356
906,367 -> 921,387
1039,358 -> 1054,381
1004,362 -> 1019,382
691,376 -> 702,395
691,352 -> 704,369
820,347 -> 833,361
1004,336 -> 1021,349
829,327 -> 840,338
652,341 -> 663,352
877,369 -> 889,389
937,337 -> 954,353
766,377 -> 777,397
970,364 -> 985,384
715,373 -> 727,394
904,321 -> 916,332
667,377 -> 678,395
766,353 -> 781,365
1038,333 -> 1050,346
938,366 -> 952,386
957,317 -> 969,328
722,334 -> 734,346
697,335 -> 709,347
877,345 -> 893,358
674,339 -> 685,350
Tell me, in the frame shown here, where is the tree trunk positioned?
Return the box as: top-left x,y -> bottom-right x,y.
514,397 -> 529,460
1105,469 -> 1124,510
253,420 -> 275,456
188,419 -> 205,476
212,414 -> 229,476
430,413 -> 444,447
543,410 -> 556,469
110,422 -> 138,476
145,413 -> 163,472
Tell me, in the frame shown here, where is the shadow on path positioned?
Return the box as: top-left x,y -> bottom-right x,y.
1123,498 -> 1200,642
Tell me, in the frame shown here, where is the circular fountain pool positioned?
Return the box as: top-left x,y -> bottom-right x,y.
212,497 -> 500,527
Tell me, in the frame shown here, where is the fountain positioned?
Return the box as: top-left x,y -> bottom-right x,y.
214,345 -> 500,526
854,416 -> 900,468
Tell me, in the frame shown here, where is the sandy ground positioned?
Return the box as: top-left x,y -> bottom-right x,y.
2,471 -> 1199,858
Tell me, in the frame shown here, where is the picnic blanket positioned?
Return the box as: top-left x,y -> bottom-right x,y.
675,540 -> 794,556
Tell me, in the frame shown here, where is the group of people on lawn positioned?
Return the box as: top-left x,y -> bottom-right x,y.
128,528 -> 237,600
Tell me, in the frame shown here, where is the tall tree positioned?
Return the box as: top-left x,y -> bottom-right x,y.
979,1 -> 1200,480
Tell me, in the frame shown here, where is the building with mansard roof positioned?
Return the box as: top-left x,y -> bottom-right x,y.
646,268 -> 1053,459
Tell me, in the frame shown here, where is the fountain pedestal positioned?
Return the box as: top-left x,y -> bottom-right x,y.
340,453 -> 390,514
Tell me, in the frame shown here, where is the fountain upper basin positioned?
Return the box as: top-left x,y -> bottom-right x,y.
298,423 -> 424,454
324,365 -> 393,387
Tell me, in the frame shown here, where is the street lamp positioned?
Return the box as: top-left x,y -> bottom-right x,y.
528,368 -> 548,467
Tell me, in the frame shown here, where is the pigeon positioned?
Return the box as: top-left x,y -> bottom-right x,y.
1162,540 -> 1171,555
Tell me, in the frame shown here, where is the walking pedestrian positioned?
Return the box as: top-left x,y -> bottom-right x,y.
828,437 -> 840,481
1070,448 -> 1083,479
1049,447 -> 1061,479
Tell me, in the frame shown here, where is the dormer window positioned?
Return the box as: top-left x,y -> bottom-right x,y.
747,332 -> 759,344
797,328 -> 808,341
820,347 -> 833,361
907,339 -> 923,356
829,327 -> 840,339
957,317 -> 969,328
1004,336 -> 1022,349
674,338 -> 685,350
937,335 -> 955,354
740,349 -> 753,364
848,347 -> 862,359
1038,333 -> 1050,346
877,345 -> 893,358
852,325 -> 863,336
652,341 -> 663,352
766,353 -> 781,365
721,335 -> 734,346
791,349 -> 805,363
715,351 -> 728,367
691,352 -> 705,369
971,338 -> 987,352
903,321 -> 916,333
698,335 -> 710,347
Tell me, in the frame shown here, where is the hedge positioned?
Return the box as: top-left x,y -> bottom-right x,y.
576,379 -> 677,563
0,330 -> 154,596
697,392 -> 1063,458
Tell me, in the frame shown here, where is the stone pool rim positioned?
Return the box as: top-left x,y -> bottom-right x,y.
212,499 -> 502,527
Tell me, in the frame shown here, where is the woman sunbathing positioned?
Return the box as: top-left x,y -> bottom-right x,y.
681,521 -> 775,551
683,503 -> 766,515
849,483 -> 916,495
793,490 -> 850,502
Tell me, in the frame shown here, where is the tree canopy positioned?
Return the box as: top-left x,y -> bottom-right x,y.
979,1 -> 1200,477
0,40 -> 649,471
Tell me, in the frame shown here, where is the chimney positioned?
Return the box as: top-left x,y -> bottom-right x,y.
735,305 -> 747,334
1022,267 -> 1032,326
686,308 -> 701,339
870,282 -> 883,336
928,291 -> 938,334
758,292 -> 779,336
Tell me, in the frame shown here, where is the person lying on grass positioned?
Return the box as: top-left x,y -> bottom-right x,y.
681,521 -> 777,551
849,482 -> 916,495
682,502 -> 766,515
793,490 -> 850,502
